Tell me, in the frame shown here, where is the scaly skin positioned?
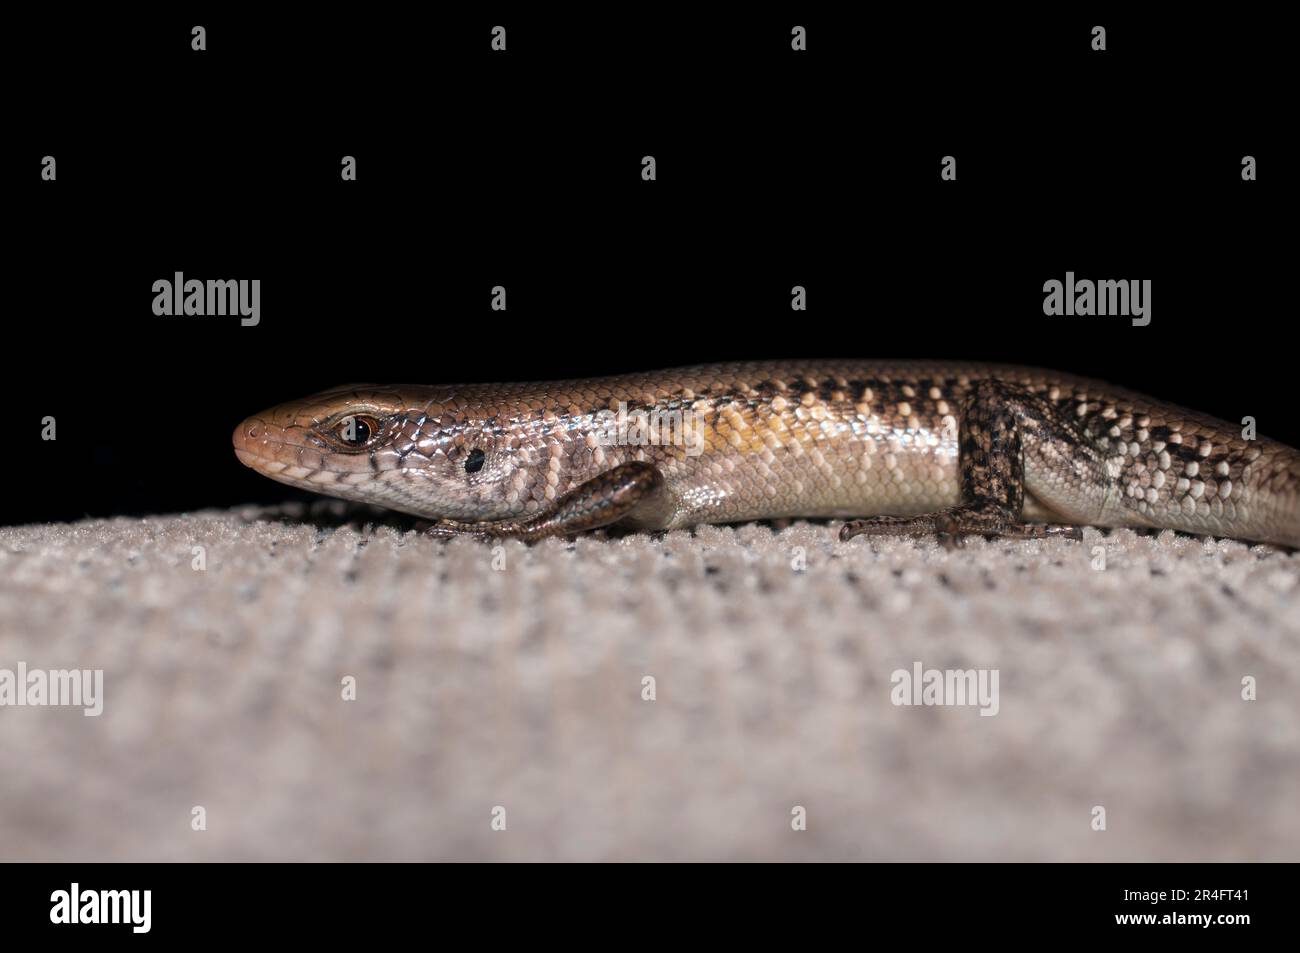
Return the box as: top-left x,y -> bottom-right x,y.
232,361 -> 1300,546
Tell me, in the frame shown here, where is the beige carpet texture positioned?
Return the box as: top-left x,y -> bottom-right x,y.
2,504 -> 1298,861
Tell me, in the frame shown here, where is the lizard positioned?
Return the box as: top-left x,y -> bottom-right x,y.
232,361 -> 1300,547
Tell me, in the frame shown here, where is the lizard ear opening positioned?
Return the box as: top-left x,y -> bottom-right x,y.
464,448 -> 486,473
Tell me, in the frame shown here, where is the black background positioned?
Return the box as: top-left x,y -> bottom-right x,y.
6,10 -> 1288,525
0,860 -> 1282,941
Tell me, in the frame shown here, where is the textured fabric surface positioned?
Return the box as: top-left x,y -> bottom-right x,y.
2,504 -> 1298,861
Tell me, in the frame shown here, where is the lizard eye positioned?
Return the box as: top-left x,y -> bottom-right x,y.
328,414 -> 380,449
464,448 -> 486,473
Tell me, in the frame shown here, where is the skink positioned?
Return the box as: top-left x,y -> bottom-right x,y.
232,361 -> 1300,547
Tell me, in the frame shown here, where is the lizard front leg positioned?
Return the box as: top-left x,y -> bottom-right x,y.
841,380 -> 1111,545
425,461 -> 665,542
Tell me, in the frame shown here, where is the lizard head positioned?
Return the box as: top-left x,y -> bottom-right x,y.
232,384 -> 531,521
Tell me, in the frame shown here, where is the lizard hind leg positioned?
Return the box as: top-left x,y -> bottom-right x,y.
839,505 -> 1083,545
840,379 -> 1087,546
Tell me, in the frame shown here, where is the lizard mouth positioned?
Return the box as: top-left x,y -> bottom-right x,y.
231,416 -> 341,487
232,412 -> 420,503
233,416 -> 300,471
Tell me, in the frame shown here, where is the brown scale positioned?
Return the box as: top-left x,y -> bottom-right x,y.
231,361 -> 1300,547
